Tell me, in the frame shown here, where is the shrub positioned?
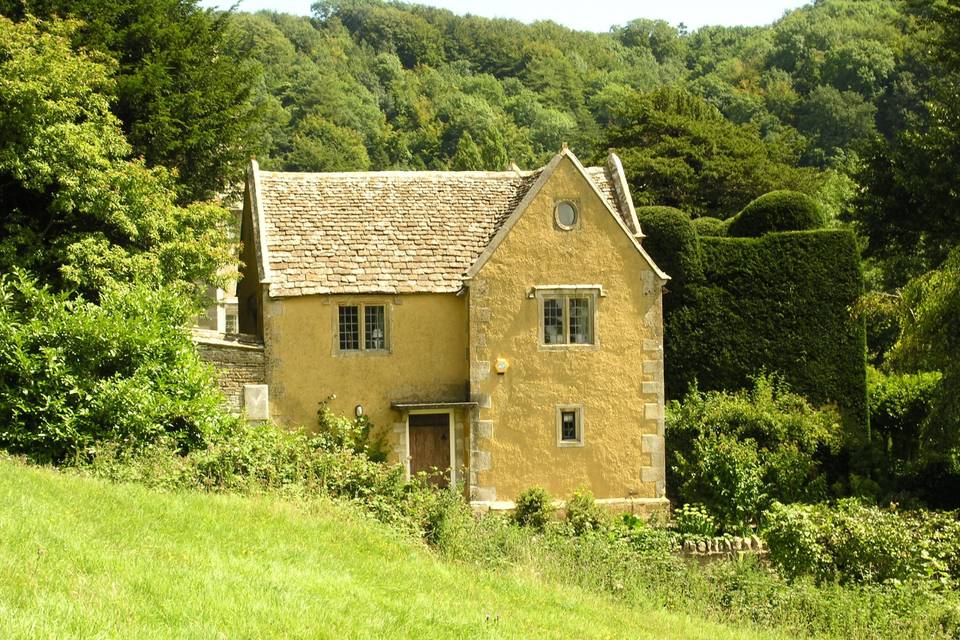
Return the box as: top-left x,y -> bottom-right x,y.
763,500 -> 960,588
634,206 -> 704,285
565,486 -> 607,535
0,273 -> 235,464
619,513 -> 677,555
674,433 -> 766,534
691,216 -> 727,237
673,503 -> 719,538
667,375 -> 842,531
315,397 -> 390,462
513,486 -> 555,530
763,501 -> 833,581
868,368 -> 942,465
726,190 -> 826,237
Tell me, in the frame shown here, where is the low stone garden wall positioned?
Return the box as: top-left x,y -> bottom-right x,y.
680,535 -> 766,560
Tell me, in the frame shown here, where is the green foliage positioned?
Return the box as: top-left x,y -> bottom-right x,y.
285,114 -> 371,172
651,227 -> 868,433
319,0 -> 444,69
691,216 -> 727,237
634,206 -> 704,284
878,248 -> 960,481
726,190 -> 826,237
673,503 -> 719,538
564,486 -> 607,535
1,0 -> 260,202
512,486 -> 555,530
315,398 -> 389,463
449,131 -> 484,170
0,17 -> 233,300
868,368 -> 943,468
673,432 -> 766,534
619,513 -> 677,555
764,500 -> 960,589
667,376 -> 842,532
853,2 -> 960,282
604,87 -> 823,218
0,272 -> 235,464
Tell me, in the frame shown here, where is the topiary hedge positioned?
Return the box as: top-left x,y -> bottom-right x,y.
726,190 -> 826,237
680,231 -> 866,431
691,216 -> 727,237
638,207 -> 868,435
635,206 -> 704,285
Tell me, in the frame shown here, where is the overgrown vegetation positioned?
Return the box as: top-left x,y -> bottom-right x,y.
667,376 -> 842,533
764,500 -> 960,589
0,273 -> 233,464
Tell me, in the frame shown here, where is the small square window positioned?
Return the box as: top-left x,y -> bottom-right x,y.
557,405 -> 584,446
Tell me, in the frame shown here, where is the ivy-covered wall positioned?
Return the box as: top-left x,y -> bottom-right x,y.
637,205 -> 868,434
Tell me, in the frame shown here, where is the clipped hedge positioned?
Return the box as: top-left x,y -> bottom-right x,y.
639,204 -> 867,435
727,190 -> 826,237
635,206 -> 704,284
691,216 -> 727,237
679,231 -> 866,430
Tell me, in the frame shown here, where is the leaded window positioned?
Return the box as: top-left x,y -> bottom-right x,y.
541,294 -> 595,345
543,297 -> 565,345
338,305 -> 360,351
364,305 -> 386,350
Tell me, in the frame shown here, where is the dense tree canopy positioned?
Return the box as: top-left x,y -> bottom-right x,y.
0,0 -> 259,202
0,17 -> 232,300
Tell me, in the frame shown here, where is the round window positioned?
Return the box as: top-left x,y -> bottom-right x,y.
555,201 -> 578,229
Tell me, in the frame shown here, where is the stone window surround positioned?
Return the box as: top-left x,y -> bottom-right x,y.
556,404 -> 585,447
332,299 -> 392,357
532,285 -> 603,349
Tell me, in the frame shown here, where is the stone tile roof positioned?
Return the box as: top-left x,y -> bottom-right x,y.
255,164 -> 629,297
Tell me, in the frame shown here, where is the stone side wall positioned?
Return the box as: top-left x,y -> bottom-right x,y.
193,331 -> 266,414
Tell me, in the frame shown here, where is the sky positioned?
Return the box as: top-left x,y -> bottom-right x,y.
201,0 -> 812,32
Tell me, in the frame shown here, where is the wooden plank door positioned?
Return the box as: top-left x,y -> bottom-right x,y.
409,413 -> 451,488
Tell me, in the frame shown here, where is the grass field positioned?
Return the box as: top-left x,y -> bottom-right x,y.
0,461 -> 782,639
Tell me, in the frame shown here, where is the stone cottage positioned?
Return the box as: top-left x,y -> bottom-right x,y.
231,147 -> 669,511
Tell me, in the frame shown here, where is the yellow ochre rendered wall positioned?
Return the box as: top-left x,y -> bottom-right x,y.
261,292 -> 471,473
467,155 -> 666,505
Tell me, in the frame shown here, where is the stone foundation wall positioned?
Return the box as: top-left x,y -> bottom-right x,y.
193,330 -> 266,414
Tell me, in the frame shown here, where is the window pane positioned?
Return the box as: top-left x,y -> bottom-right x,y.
568,297 -> 593,344
561,410 -> 578,441
544,297 -> 565,344
364,305 -> 386,350
338,305 -> 359,350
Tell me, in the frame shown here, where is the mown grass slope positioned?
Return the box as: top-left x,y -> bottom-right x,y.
0,461 -> 780,639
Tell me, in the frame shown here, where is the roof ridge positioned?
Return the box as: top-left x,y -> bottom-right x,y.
258,169 -> 542,179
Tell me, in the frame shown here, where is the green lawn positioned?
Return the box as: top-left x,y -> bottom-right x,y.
0,461 -> 781,639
